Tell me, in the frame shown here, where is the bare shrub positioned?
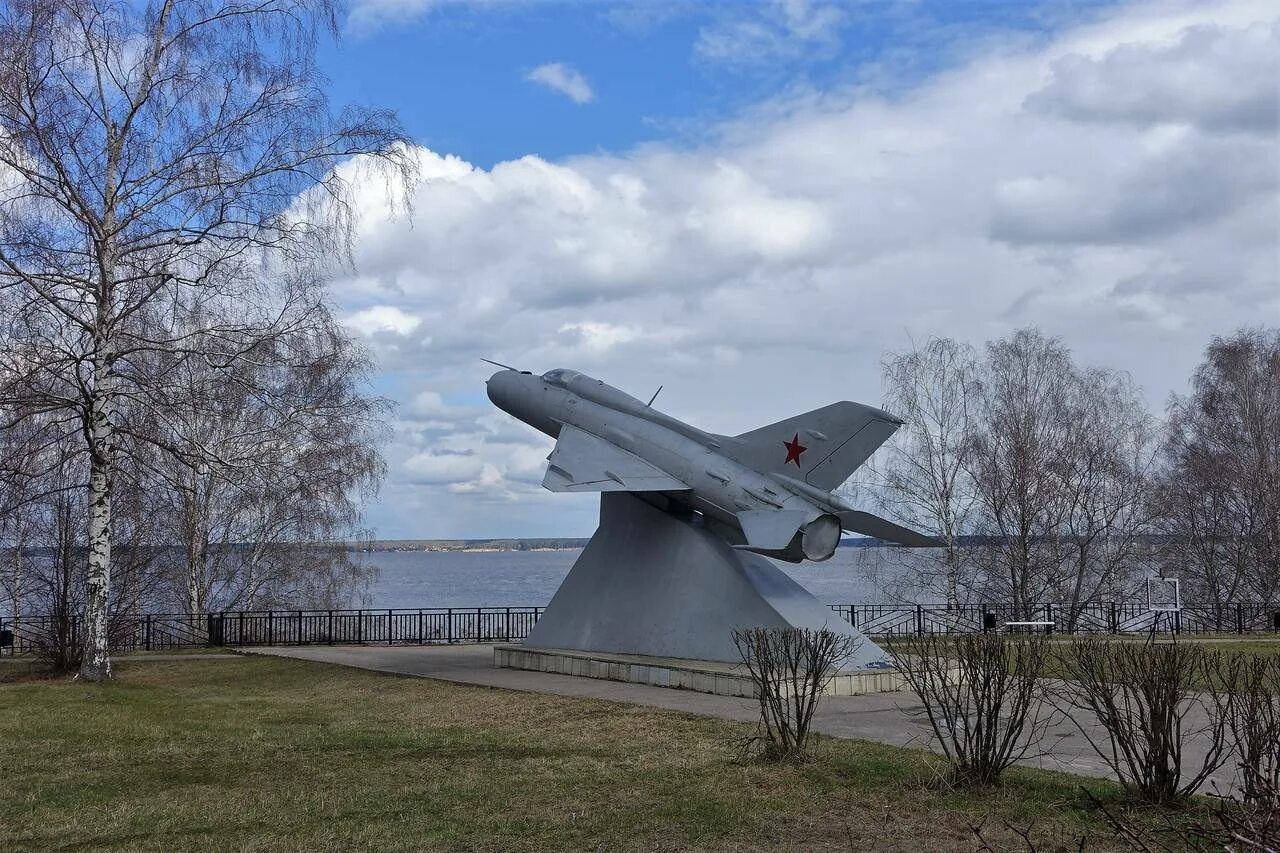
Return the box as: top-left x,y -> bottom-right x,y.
1060,639 -> 1231,805
1213,785 -> 1280,852
1085,782 -> 1280,852
1220,654 -> 1280,807
1215,784 -> 1280,851
891,633 -> 1055,786
731,626 -> 859,762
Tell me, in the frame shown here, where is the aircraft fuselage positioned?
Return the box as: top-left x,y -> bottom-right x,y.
486,368 -> 852,561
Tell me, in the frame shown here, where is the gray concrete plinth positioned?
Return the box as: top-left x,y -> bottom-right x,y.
523,492 -> 891,670
494,644 -> 905,698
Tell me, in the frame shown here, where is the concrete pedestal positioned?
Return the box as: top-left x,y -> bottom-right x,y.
522,492 -> 891,671
495,644 -> 904,697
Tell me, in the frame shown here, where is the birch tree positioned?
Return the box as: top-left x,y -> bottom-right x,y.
140,296 -> 386,613
966,328 -> 1076,616
1156,328 -> 1280,610
875,337 -> 982,607
1056,368 -> 1156,628
0,0 -> 409,680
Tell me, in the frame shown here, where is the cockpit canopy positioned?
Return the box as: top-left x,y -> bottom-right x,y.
542,368 -> 586,387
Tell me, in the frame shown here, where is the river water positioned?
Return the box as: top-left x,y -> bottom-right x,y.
355,546 -> 903,608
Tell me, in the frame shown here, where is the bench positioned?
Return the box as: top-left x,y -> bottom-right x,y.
1004,620 -> 1055,634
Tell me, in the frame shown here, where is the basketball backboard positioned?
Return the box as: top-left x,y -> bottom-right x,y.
1146,576 -> 1182,612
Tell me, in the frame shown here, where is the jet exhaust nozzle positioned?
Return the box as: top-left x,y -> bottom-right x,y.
801,513 -> 841,562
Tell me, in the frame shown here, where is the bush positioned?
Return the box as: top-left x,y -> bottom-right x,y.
731,626 -> 859,762
891,633 -> 1054,786
1221,653 -> 1280,807
1059,639 -> 1230,805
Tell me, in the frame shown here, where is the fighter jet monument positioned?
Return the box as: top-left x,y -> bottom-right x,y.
486,364 -> 938,669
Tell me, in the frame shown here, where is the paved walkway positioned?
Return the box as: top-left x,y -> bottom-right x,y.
245,643 -> 1237,793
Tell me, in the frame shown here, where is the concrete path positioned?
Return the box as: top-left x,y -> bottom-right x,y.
244,643 -> 1238,794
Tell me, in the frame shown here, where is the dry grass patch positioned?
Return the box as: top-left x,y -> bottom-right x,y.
0,655 -> 1200,851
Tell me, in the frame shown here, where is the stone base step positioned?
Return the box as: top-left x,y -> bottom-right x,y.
493,644 -> 905,698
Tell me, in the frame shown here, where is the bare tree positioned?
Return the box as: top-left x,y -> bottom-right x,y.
1056,368 -> 1157,629
139,295 -> 387,614
0,410 -> 43,625
731,626 -> 859,762
891,633 -> 1055,786
1155,328 -> 1280,614
875,337 -> 982,608
966,329 -> 1076,617
0,0 -> 410,679
4,424 -> 163,670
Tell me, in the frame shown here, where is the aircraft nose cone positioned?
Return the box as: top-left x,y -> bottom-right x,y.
485,368 -> 560,438
486,369 -> 523,414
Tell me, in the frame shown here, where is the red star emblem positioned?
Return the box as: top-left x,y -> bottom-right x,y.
783,433 -> 807,466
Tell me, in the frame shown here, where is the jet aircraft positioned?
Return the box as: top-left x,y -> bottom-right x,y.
486,365 -> 939,563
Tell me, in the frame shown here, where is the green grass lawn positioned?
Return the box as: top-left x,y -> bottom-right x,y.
0,654 -> 1197,851
882,633 -> 1280,689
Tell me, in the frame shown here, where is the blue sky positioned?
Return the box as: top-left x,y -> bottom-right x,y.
321,1 -> 1120,168
318,0 -> 1279,539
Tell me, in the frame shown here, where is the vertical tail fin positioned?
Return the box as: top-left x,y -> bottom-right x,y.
718,401 -> 902,491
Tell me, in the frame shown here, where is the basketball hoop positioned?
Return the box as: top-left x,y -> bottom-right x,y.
1145,576 -> 1181,641
1146,576 -> 1181,613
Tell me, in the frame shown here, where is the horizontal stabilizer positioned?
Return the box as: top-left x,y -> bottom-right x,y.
736,510 -> 809,550
543,425 -> 689,493
719,401 -> 903,492
837,511 -> 942,548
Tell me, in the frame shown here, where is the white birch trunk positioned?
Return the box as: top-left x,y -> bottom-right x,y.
8,516 -> 22,622
80,356 -> 115,681
186,531 -> 206,616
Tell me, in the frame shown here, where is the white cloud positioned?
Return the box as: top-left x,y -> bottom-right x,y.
344,305 -> 423,336
408,390 -> 448,418
525,62 -> 595,104
328,0 -> 1279,538
402,450 -> 486,485
347,0 -> 434,35
695,0 -> 845,65
1027,21 -> 1279,132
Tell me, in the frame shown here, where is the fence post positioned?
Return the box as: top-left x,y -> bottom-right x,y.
328,610 -> 333,645
1109,601 -> 1118,635
915,604 -> 924,636
417,609 -> 424,645
356,609 -> 363,644
268,611 -> 274,646
144,614 -> 152,651
1045,603 -> 1054,635
447,608 -> 453,644
1237,604 -> 1244,635
476,607 -> 482,642
387,608 -> 393,646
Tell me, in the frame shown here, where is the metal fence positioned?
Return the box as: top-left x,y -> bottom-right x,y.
2,607 -> 545,654
826,602 -> 1280,636
3,601 -> 1279,655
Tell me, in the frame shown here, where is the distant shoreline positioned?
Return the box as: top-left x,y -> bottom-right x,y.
354,539 -> 590,553
352,537 -> 900,553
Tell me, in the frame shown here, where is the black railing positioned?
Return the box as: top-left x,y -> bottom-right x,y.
2,607 -> 544,654
3,602 -> 1279,655
825,602 -> 1280,636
